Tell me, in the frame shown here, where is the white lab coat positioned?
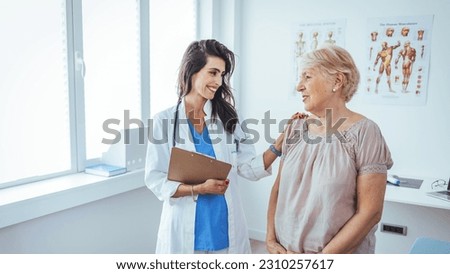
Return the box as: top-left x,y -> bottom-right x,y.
145,99 -> 271,253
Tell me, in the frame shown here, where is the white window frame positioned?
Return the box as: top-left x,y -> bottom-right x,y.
0,0 -> 151,189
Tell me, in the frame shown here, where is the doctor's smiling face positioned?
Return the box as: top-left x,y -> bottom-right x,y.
190,56 -> 225,101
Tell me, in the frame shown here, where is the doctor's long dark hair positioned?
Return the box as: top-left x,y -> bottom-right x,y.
177,39 -> 238,134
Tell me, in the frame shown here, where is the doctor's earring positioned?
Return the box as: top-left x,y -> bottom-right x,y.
332,88 -> 336,93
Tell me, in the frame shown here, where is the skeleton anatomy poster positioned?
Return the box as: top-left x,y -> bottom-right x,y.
292,19 -> 346,93
365,15 -> 433,105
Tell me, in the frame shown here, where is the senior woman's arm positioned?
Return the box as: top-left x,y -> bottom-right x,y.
321,173 -> 387,254
266,162 -> 287,254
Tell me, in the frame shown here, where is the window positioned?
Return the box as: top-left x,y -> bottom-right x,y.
82,0 -> 141,160
149,0 -> 197,116
0,0 -> 197,188
0,0 -> 72,186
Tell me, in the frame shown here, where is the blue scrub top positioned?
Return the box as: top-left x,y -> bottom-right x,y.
188,120 -> 229,251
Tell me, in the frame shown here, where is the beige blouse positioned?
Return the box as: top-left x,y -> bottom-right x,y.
275,118 -> 393,253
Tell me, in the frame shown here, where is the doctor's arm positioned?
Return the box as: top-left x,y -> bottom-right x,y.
237,113 -> 306,180
171,179 -> 229,198
262,133 -> 284,170
146,146 -> 229,199
262,112 -> 308,170
321,173 -> 387,254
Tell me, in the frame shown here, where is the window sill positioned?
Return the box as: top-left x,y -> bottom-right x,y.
0,169 -> 145,229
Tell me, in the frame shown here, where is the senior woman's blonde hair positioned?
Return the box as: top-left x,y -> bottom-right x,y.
299,45 -> 360,102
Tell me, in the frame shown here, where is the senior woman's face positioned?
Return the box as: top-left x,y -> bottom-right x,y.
296,68 -> 333,114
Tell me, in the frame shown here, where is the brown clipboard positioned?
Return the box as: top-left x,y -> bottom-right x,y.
167,147 -> 232,185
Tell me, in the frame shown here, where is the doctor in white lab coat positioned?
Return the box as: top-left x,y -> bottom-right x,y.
144,39 -> 284,253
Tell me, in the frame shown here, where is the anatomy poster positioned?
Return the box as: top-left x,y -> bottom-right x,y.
292,19 -> 346,93
364,15 -> 433,105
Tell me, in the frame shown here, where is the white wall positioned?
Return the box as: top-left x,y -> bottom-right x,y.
236,0 -> 450,244
375,201 -> 450,253
0,187 -> 161,253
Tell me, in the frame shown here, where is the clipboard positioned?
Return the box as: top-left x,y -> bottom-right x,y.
167,147 -> 232,185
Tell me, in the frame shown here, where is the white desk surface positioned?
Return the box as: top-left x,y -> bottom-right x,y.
384,175 -> 450,211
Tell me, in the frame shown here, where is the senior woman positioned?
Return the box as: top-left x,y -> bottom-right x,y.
266,45 -> 393,254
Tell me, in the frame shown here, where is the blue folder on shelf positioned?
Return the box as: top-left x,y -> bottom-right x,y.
85,164 -> 126,177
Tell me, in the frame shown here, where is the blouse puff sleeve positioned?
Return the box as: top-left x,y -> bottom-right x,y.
355,120 -> 394,175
